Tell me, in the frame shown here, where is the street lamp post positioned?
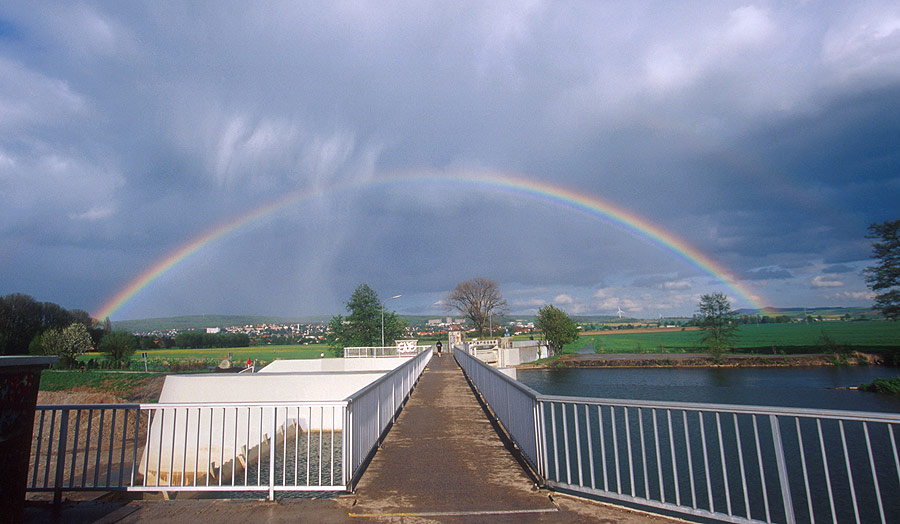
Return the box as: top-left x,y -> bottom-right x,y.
382,294 -> 402,348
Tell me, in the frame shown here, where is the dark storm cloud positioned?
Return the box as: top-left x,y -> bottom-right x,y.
1,1 -> 899,318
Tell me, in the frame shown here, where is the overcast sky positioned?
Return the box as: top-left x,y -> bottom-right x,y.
1,1 -> 898,320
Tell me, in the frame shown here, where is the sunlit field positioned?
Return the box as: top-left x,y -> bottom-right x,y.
566,321 -> 900,354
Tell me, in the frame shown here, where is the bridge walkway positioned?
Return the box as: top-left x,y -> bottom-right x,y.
348,352 -> 671,523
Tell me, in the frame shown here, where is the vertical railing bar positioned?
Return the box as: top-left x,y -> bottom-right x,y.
307,406 -> 312,485
32,410 -> 46,488
668,410 -> 679,507
718,413 -> 732,516
194,409 -> 201,487
795,417 -> 814,524
294,407 -> 300,486
862,422 -> 885,524
551,403 -> 559,482
68,409 -> 81,487
156,409 -> 164,488
219,407 -> 225,487
182,409 -> 189,487
654,408 -> 664,504
586,404 -> 595,490
44,409 -> 56,488
331,406 -> 336,486
246,407 -> 252,487
599,405 -> 608,492
734,413 -> 750,520
890,424 -> 900,491
839,421 -> 860,524
563,403 -> 572,485
256,407 -> 262,486
133,408 -> 145,487
816,419 -> 836,524
107,409 -> 117,487
95,409 -> 105,487
269,407 -> 277,500
80,409 -> 91,486
683,410 -> 696,510
770,414 -> 795,524
283,407 -> 288,486
625,407 -> 635,496
209,407 -> 215,487
233,407 -> 239,488
118,409 -> 129,487
574,402 -> 584,487
53,410 -> 69,504
699,411 -> 713,513
613,406 -> 621,495
319,406 -> 324,486
752,415 -> 771,524
639,408 -> 648,500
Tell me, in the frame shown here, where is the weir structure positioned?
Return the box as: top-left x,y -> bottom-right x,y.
25,345 -> 900,524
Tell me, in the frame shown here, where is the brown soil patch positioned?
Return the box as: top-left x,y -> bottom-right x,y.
38,374 -> 166,405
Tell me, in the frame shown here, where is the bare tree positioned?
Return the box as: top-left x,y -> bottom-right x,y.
446,278 -> 508,337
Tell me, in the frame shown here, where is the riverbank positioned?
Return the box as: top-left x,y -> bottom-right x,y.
518,352 -> 885,369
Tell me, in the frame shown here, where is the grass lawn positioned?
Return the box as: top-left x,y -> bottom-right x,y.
566,321 -> 900,354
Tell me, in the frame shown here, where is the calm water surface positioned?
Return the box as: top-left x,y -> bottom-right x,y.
516,366 -> 900,413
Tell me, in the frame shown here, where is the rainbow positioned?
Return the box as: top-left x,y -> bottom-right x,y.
94,170 -> 769,319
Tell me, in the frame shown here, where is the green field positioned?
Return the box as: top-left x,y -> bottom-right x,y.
79,343 -> 333,371
567,321 -> 900,354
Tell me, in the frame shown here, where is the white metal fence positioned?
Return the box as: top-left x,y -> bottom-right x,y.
29,347 -> 432,500
455,347 -> 900,524
344,346 -> 430,358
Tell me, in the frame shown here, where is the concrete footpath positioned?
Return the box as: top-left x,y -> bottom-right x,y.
24,354 -> 677,523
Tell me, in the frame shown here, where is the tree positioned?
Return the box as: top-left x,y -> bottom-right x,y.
446,278 -> 508,337
696,292 -> 738,358
865,219 -> 900,320
0,293 -> 44,355
99,330 -> 137,368
326,284 -> 406,353
38,323 -> 93,368
536,304 -> 579,357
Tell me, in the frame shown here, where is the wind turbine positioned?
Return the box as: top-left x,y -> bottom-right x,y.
617,305 -> 624,319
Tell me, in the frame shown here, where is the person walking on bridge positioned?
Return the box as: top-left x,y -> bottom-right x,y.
436,340 -> 443,357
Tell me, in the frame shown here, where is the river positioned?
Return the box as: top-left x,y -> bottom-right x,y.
516,366 -> 900,413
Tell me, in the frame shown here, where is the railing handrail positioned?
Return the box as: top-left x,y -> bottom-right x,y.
454,346 -> 543,398
454,347 -> 900,423
535,393 -> 900,422
37,400 -> 349,410
345,344 -> 433,402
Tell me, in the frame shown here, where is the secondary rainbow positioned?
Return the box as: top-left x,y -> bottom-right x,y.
94,170 -> 768,319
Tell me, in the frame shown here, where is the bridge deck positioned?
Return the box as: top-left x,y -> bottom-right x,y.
348,352 -> 670,523
24,354 -> 674,523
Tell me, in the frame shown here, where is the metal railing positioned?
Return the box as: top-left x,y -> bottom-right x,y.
29,402 -> 346,501
345,346 -> 432,489
455,347 -> 900,524
29,347 -> 433,500
344,346 -> 430,358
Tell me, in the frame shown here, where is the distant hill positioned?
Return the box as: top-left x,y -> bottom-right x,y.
111,315 -> 330,332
